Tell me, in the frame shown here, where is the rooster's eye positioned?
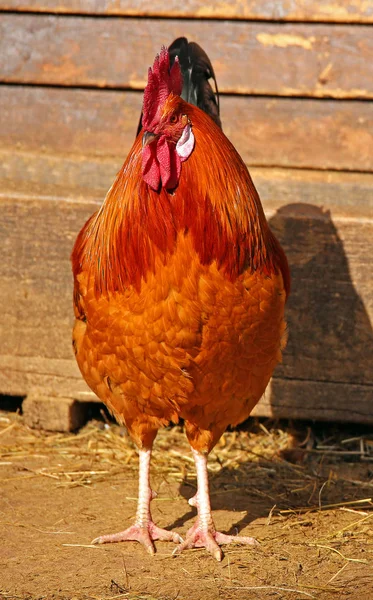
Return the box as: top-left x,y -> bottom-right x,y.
170,114 -> 178,124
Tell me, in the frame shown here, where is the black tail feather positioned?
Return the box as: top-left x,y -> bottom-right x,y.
137,37 -> 221,136
168,37 -> 221,129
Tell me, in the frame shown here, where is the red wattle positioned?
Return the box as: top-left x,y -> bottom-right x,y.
142,144 -> 161,190
142,136 -> 181,191
157,137 -> 181,190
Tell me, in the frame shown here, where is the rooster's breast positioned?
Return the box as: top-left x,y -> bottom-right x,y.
73,232 -> 287,444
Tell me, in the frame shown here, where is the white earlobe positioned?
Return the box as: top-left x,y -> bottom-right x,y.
176,124 -> 195,161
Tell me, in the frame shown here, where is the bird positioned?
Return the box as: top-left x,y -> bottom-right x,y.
71,39 -> 290,561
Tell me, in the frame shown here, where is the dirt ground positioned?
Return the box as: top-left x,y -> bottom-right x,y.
1,409 -> 373,600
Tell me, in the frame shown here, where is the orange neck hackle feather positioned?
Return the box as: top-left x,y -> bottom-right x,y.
72,96 -> 290,298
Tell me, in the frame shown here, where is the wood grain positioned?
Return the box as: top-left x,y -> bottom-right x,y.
1,14 -> 372,98
2,0 -> 372,426
22,394 -> 87,431
269,203 -> 373,387
1,162 -> 372,424
252,379 -> 373,423
1,86 -> 372,171
2,150 -> 373,217
1,0 -> 373,23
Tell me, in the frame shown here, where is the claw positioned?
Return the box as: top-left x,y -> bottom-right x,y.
92,448 -> 183,555
92,522 -> 181,553
173,523 -> 257,560
178,448 -> 259,560
92,536 -> 103,544
188,493 -> 198,508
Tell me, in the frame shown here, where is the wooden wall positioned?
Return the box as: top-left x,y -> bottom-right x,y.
1,1 -> 372,425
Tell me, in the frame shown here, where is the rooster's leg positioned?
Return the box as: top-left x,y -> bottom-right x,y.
174,447 -> 258,561
92,447 -> 182,554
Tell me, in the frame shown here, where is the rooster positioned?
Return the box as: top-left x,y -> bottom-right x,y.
71,38 -> 290,561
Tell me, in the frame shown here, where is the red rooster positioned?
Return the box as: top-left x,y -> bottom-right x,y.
72,40 -> 289,561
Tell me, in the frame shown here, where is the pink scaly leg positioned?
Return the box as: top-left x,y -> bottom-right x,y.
173,447 -> 258,561
92,447 -> 182,555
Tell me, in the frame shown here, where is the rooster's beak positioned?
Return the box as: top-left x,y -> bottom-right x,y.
142,131 -> 158,148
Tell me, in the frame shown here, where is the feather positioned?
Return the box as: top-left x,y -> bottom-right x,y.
168,37 -> 221,129
74,95 -> 289,299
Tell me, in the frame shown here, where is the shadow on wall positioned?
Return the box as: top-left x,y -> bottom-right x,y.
173,203 -> 373,536
267,203 -> 373,419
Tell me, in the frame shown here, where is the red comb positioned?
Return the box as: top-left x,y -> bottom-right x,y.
142,46 -> 183,130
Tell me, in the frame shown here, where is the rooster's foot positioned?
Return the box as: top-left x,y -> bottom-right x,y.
92,522 -> 183,555
173,520 -> 258,561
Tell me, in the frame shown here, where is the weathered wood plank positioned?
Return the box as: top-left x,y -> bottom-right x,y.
1,86 -> 372,171
1,14 -> 372,99
0,165 -> 372,425
269,204 -> 373,387
1,0 -> 373,24
22,394 -> 87,431
1,150 -> 373,218
0,190 -> 101,401
252,379 -> 373,423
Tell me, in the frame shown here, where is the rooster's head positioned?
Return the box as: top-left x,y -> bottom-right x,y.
141,47 -> 195,192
